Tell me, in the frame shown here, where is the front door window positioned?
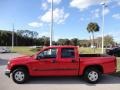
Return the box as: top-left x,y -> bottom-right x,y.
38,48 -> 57,59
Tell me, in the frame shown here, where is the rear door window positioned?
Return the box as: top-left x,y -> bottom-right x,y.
61,48 -> 75,58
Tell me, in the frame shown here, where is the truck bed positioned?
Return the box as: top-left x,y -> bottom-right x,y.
79,54 -> 110,57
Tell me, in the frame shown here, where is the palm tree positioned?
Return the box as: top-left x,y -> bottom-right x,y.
87,22 -> 100,52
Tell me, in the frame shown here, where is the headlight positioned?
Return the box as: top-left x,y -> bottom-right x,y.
7,61 -> 10,65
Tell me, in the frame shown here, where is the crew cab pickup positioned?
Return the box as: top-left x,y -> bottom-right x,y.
5,46 -> 116,84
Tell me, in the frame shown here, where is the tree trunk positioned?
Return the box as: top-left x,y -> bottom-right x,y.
92,32 -> 95,53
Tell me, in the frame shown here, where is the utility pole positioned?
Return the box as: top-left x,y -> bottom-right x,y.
50,0 -> 53,46
12,24 -> 14,48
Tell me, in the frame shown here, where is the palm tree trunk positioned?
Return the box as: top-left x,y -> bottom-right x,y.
92,32 -> 95,53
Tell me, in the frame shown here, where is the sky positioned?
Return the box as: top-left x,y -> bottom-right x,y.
0,0 -> 120,42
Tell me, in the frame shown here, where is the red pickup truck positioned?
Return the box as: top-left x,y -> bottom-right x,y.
5,46 -> 116,84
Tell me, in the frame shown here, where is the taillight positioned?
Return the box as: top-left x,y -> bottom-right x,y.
114,57 -> 117,68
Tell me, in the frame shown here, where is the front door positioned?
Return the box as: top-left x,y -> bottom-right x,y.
31,48 -> 59,76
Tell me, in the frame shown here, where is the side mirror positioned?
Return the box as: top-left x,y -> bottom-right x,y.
36,55 -> 46,60
36,55 -> 42,60
33,54 -> 41,60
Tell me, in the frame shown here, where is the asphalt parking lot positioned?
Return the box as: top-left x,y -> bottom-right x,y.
0,53 -> 120,90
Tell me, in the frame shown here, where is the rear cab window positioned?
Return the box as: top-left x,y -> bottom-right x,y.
61,48 -> 75,58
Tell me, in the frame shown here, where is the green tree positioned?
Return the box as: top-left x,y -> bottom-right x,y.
95,35 -> 115,48
79,40 -> 90,47
64,39 -> 71,45
71,38 -> 79,46
104,35 -> 115,47
17,30 -> 38,46
42,36 -> 50,46
57,39 -> 65,45
87,22 -> 100,52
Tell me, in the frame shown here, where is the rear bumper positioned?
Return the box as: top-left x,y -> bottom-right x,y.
5,69 -> 11,77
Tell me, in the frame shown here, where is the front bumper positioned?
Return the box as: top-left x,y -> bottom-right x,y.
5,69 -> 11,77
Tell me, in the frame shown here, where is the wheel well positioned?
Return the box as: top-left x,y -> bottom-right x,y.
11,65 -> 29,73
83,65 -> 103,74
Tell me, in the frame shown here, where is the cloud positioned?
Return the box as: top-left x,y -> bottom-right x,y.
110,0 -> 120,8
80,17 -> 84,21
90,8 -> 109,20
41,0 -> 62,10
70,0 -> 99,11
91,7 -> 109,20
47,0 -> 61,4
118,1 -> 120,6
41,0 -> 61,10
40,8 -> 69,24
104,8 -> 110,15
41,2 -> 48,10
70,0 -> 110,11
28,22 -> 43,28
112,13 -> 120,19
100,8 -> 110,16
91,8 -> 100,19
38,32 -> 50,37
94,9 -> 100,18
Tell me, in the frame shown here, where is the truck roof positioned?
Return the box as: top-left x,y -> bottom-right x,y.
48,45 -> 78,48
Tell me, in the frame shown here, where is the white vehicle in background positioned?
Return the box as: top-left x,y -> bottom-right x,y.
0,47 -> 11,53
90,45 -> 96,48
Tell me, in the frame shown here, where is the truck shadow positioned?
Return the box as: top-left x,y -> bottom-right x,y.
27,75 -> 120,85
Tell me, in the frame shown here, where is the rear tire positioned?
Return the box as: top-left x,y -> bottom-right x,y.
12,68 -> 29,84
83,68 -> 102,84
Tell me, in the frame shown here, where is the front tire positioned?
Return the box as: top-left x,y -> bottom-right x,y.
83,68 -> 102,84
12,68 -> 29,84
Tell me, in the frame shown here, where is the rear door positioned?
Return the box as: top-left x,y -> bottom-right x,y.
58,47 -> 79,76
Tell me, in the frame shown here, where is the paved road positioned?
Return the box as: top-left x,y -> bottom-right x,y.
0,53 -> 23,66
0,53 -> 120,90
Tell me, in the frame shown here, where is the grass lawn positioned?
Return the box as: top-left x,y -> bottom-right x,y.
117,58 -> 120,71
11,47 -> 102,55
79,47 -> 102,54
11,46 -> 120,76
11,46 -> 40,55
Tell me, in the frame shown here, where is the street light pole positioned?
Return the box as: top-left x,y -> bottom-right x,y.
50,0 -> 53,46
101,2 -> 106,54
12,24 -> 14,48
101,0 -> 109,54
